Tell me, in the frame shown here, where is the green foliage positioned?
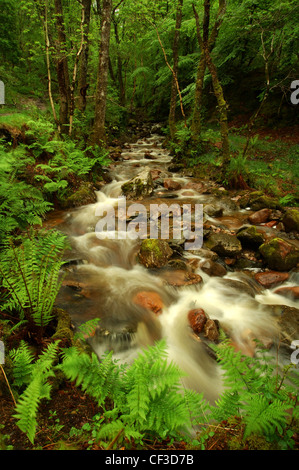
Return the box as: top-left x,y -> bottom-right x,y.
59,339 -> 209,446
0,143 -> 52,238
10,341 -> 61,444
208,339 -> 299,449
0,229 -> 67,327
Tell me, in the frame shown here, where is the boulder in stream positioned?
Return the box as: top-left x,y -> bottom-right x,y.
282,208 -> 299,233
138,239 -> 173,268
254,271 -> 289,288
121,169 -> 154,200
259,237 -> 299,271
205,232 -> 242,257
236,225 -> 265,247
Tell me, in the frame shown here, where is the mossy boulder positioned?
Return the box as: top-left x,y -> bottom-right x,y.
138,239 -> 173,268
239,191 -> 281,211
62,182 -> 97,208
259,238 -> 299,271
236,225 -> 265,247
283,208 -> 299,233
205,232 -> 242,257
121,169 -> 154,200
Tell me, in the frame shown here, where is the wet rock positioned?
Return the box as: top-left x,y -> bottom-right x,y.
204,204 -> 223,218
282,208 -> 299,233
205,232 -> 242,257
274,286 -> 299,300
188,248 -> 219,260
138,239 -> 173,268
168,163 -> 185,173
133,291 -> 164,315
259,238 -> 299,271
121,169 -> 154,200
199,259 -> 227,277
236,225 -> 265,247
188,308 -> 207,335
184,181 -> 204,193
248,208 -> 271,225
161,270 -> 203,287
203,319 -> 220,343
254,271 -> 289,288
275,305 -> 299,347
167,259 -> 189,270
218,278 -> 258,297
164,179 -> 182,191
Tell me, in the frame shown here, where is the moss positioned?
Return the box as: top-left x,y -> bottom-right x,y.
259,237 -> 299,271
237,225 -> 265,247
62,182 -> 96,208
283,208 -> 299,232
138,239 -> 173,268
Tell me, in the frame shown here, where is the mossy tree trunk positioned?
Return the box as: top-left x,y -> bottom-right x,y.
93,0 -> 113,145
169,0 -> 184,140
191,0 -> 229,162
54,0 -> 71,133
78,0 -> 92,113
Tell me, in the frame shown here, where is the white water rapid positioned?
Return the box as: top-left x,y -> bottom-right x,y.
53,125 -> 296,404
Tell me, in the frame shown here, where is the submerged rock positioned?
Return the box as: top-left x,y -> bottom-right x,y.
138,239 -> 173,268
259,238 -> 299,271
133,291 -> 164,315
161,270 -> 203,287
274,286 -> 299,300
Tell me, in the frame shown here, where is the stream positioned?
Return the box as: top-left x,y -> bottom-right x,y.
48,124 -> 299,403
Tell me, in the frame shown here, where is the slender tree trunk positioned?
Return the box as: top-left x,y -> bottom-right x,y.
169,0 -> 184,139
192,0 -> 229,163
93,0 -> 113,145
42,0 -> 60,132
54,0 -> 71,133
204,45 -> 230,163
78,0 -> 92,113
191,0 -> 226,144
69,3 -> 86,136
190,51 -> 206,143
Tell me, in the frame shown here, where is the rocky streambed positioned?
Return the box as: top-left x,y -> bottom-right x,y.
49,122 -> 299,400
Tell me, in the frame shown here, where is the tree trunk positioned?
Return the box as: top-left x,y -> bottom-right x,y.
204,45 -> 230,163
169,0 -> 184,139
191,0 -> 227,147
93,0 -> 113,145
54,0 -> 71,133
78,0 -> 92,113
190,51 -> 206,144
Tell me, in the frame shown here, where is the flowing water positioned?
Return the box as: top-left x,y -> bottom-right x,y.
51,125 -> 297,403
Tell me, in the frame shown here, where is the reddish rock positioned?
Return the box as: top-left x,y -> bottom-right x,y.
150,169 -> 162,180
254,271 -> 289,288
248,208 -> 271,225
184,181 -> 204,193
188,308 -> 207,335
274,286 -> 299,300
133,291 -> 164,315
164,179 -> 182,191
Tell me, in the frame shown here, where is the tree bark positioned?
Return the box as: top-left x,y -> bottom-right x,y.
78,0 -> 92,113
169,0 -> 184,139
192,1 -> 229,163
92,0 -> 113,145
54,0 -> 71,133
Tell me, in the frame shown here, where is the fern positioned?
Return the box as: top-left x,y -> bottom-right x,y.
0,229 -> 67,327
11,341 -> 60,444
